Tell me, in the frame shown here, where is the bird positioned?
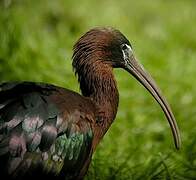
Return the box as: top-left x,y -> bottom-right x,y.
0,27 -> 181,180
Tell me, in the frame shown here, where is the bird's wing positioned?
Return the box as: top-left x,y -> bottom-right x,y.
0,82 -> 94,178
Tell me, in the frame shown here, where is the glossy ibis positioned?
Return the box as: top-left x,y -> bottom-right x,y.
0,27 -> 181,180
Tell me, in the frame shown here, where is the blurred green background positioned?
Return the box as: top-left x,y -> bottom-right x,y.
0,0 -> 196,179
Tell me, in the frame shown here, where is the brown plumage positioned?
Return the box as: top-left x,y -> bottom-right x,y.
0,27 -> 181,180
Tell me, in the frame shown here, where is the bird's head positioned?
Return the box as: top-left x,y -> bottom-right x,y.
72,27 -> 181,149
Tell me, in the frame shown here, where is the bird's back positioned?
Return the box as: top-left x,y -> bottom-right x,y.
0,82 -> 96,180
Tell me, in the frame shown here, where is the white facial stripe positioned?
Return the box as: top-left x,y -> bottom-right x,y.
125,44 -> 132,52
122,44 -> 133,65
122,48 -> 126,61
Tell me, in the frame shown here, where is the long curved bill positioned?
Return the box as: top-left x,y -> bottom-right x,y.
124,55 -> 181,149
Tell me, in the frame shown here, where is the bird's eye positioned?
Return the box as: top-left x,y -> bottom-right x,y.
121,44 -> 132,52
121,44 -> 128,50
121,44 -> 133,63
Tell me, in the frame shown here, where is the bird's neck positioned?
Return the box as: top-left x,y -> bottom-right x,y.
79,63 -> 119,133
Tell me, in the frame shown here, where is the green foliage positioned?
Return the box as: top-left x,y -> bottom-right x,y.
0,0 -> 196,179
